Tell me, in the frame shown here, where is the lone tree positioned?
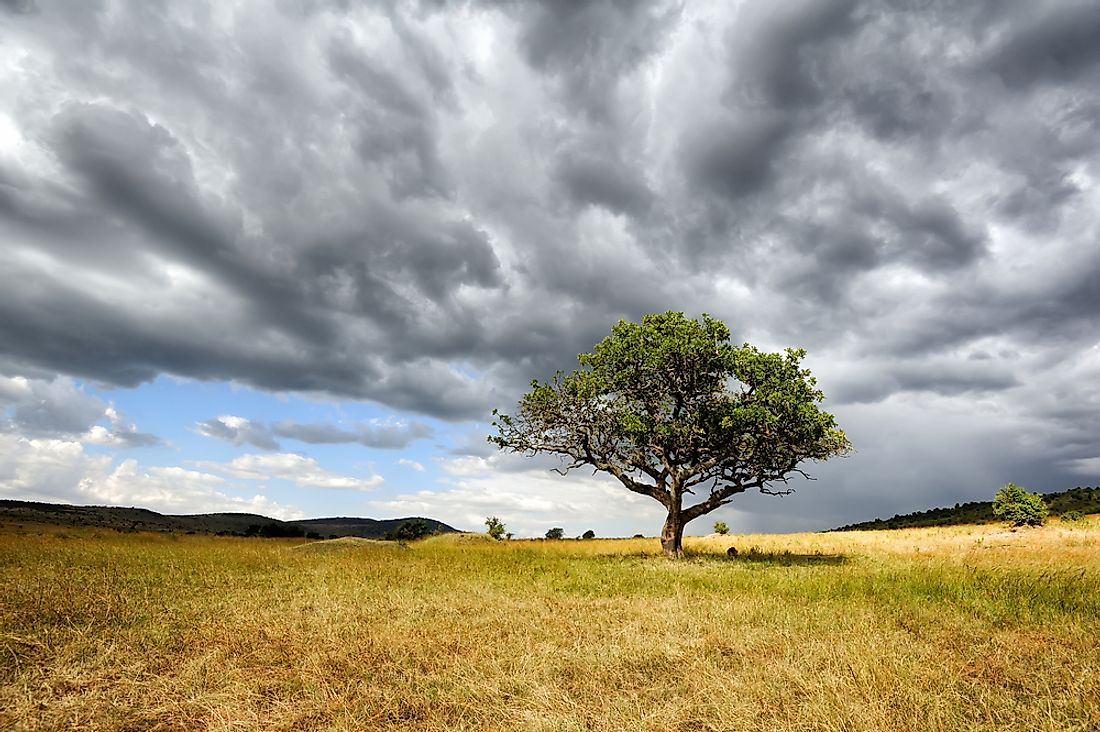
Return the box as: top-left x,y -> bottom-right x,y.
992,483 -> 1048,527
490,312 -> 850,558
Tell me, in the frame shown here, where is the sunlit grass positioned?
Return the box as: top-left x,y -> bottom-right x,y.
1,519 -> 1097,730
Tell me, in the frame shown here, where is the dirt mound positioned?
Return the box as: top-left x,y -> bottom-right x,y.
291,536 -> 393,553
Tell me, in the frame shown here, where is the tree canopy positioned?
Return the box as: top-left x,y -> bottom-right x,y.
490,312 -> 850,557
992,483 -> 1048,527
484,516 -> 506,541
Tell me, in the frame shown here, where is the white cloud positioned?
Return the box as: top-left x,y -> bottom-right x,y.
397,458 -> 425,472
204,452 -> 384,491
0,434 -> 303,519
370,455 -> 665,537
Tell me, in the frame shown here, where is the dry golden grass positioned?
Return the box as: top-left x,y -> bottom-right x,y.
1,519 -> 1097,731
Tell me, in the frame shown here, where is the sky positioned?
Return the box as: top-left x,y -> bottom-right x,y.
1,0 -> 1098,538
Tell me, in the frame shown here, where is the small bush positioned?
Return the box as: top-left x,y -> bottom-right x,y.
713,521 -> 729,535
992,483 -> 1048,527
545,527 -> 564,540
1061,510 -> 1084,523
581,529 -> 596,540
485,516 -> 506,541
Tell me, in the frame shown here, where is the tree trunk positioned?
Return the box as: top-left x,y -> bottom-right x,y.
660,510 -> 685,558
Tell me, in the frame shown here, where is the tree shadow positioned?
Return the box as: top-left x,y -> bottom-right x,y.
689,549 -> 849,566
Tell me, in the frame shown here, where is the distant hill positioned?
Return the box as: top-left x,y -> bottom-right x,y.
831,486 -> 1100,531
0,499 -> 458,539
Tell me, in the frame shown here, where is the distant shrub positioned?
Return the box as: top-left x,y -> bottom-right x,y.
485,516 -> 506,541
632,533 -> 645,539
713,521 -> 729,535
582,529 -> 596,539
387,519 -> 432,541
545,527 -> 565,540
992,483 -> 1048,527
245,522 -> 306,538
1060,510 -> 1084,523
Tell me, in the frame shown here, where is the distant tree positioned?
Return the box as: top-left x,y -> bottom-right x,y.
1060,510 -> 1083,523
713,520 -> 729,535
387,518 -> 432,541
582,529 -> 596,539
491,312 -> 850,557
246,522 -> 306,538
485,516 -> 506,541
992,483 -> 1048,527
546,527 -> 565,540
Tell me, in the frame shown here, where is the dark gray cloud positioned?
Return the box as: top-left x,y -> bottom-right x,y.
983,2 -> 1100,88
511,0 -> 682,121
196,415 -> 432,450
2,0 -> 1100,528
553,149 -> 653,217
272,419 -> 433,448
0,376 -> 105,436
0,0 -> 36,14
0,376 -> 158,446
195,417 -> 280,451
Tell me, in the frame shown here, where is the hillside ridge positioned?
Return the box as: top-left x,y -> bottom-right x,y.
0,499 -> 458,539
832,486 -> 1099,531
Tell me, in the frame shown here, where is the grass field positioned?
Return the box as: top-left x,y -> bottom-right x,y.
1,520 -> 1098,731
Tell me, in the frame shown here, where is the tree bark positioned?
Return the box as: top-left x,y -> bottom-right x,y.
660,509 -> 685,558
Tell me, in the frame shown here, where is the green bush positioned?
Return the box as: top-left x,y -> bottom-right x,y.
713,521 -> 729,535
545,527 -> 564,540
1061,510 -> 1084,523
581,529 -> 596,540
992,483 -> 1048,527
485,516 -> 506,541
387,519 -> 432,541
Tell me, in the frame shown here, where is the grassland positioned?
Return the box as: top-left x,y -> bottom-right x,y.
1,520 -> 1098,731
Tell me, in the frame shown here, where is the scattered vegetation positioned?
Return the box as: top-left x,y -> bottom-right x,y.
1,521 -> 1097,730
834,486 -> 1098,531
545,527 -> 564,540
244,521 -> 321,539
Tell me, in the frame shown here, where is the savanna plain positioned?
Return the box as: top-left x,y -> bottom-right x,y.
1,520 -> 1097,731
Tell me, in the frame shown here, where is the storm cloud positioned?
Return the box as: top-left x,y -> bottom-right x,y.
1,1 -> 1098,529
